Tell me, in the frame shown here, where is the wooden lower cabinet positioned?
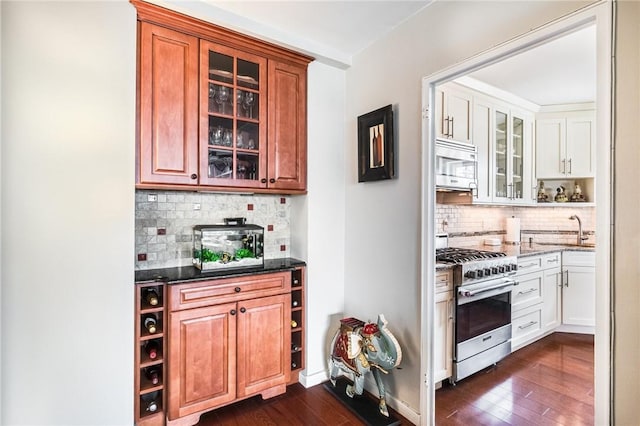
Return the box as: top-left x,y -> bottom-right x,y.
168,303 -> 237,420
166,275 -> 291,426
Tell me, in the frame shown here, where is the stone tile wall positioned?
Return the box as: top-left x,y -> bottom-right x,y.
436,204 -> 596,246
135,190 -> 291,270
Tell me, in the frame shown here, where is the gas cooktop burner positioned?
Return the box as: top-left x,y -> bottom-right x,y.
436,247 -> 506,264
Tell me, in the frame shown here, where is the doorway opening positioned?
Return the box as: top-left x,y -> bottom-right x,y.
420,3 -> 611,425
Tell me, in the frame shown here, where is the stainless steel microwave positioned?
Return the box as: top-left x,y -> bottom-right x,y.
435,139 -> 477,192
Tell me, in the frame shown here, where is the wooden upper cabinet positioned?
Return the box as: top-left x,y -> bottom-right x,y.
138,23 -> 199,185
268,61 -> 307,191
133,1 -> 313,194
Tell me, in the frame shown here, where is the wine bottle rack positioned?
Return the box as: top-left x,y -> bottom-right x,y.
135,283 -> 166,426
289,267 -> 305,383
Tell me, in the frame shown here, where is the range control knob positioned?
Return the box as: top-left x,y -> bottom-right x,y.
498,266 -> 506,273
511,264 -> 518,271
465,270 -> 478,279
505,264 -> 512,272
477,269 -> 484,278
491,267 -> 499,274
484,268 -> 492,276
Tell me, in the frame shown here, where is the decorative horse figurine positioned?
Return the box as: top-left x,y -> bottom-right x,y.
328,314 -> 403,417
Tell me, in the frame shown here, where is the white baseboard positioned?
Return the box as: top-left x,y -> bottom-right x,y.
298,369 -> 329,388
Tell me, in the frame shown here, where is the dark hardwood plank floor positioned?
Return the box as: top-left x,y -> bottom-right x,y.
436,332 -> 594,426
197,381 -> 411,425
196,332 -> 593,425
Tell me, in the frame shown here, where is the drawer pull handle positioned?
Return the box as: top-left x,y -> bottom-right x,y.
518,321 -> 537,330
234,287 -> 241,293
482,335 -> 492,342
547,258 -> 559,263
520,262 -> 538,269
517,288 -> 537,295
240,307 -> 246,313
230,309 -> 236,316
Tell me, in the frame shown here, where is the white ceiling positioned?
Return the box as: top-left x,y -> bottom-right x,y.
466,25 -> 596,106
153,0 -> 596,106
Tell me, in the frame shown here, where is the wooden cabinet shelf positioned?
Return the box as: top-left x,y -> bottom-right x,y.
289,268 -> 305,382
135,283 -> 166,426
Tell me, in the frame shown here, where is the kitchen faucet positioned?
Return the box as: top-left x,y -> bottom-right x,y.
569,215 -> 588,245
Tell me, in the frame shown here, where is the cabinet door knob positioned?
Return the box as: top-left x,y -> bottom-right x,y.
261,178 -> 267,183
234,287 -> 241,293
240,307 -> 246,313
269,178 -> 276,184
190,173 -> 198,180
230,309 -> 236,315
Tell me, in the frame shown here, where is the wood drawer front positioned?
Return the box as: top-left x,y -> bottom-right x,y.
436,270 -> 453,294
512,271 -> 543,311
512,304 -> 542,349
517,256 -> 542,274
170,272 -> 291,311
541,252 -> 561,269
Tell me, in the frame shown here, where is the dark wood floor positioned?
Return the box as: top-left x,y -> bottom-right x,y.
436,332 -> 594,425
197,332 -> 593,425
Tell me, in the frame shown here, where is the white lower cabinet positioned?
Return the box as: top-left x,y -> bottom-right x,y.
434,270 -> 453,383
512,271 -> 543,311
542,267 -> 562,332
512,252 -> 561,351
512,303 -> 543,349
561,266 -> 595,326
560,251 -> 596,329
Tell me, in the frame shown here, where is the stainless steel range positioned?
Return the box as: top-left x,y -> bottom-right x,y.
436,246 -> 519,383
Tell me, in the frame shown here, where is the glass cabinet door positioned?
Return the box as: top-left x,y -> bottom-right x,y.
494,111 -> 508,199
200,42 -> 266,187
511,116 -> 524,200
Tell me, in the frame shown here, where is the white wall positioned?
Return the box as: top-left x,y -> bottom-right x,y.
291,61 -> 347,385
1,1 -> 136,424
345,0 -> 591,416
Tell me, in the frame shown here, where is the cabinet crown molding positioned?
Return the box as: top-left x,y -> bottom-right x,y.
131,0 -> 314,67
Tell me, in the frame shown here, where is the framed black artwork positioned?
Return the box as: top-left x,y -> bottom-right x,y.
357,104 -> 394,182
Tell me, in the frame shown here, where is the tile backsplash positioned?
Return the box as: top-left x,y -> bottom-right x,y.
436,204 -> 596,246
135,190 -> 291,270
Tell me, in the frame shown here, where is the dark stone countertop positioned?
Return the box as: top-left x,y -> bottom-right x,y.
135,257 -> 306,285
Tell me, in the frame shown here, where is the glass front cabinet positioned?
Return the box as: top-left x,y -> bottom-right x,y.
492,107 -> 534,204
200,42 -> 267,188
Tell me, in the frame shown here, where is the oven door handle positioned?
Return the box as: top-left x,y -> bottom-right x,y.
458,279 -> 518,297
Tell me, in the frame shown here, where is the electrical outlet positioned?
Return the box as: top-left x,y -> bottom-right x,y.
147,194 -> 158,202
193,203 -> 201,210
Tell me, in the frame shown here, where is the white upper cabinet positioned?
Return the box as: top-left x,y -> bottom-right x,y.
472,92 -> 535,205
436,83 -> 472,144
536,109 -> 595,179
